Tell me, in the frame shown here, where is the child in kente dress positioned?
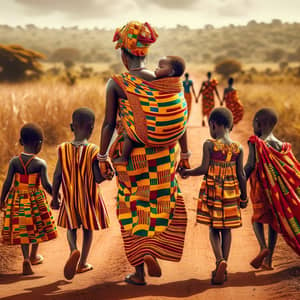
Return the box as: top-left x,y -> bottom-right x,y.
51,107 -> 109,280
179,107 -> 247,284
0,124 -> 57,275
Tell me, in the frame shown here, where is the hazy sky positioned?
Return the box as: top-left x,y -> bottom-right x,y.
1,0 -> 300,29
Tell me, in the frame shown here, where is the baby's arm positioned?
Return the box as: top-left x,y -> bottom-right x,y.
92,159 -> 105,184
51,159 -> 62,209
0,159 -> 15,208
180,140 -> 212,178
236,147 -> 247,208
40,159 -> 52,195
244,142 -> 256,180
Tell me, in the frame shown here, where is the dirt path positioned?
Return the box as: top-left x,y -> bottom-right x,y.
0,98 -> 299,300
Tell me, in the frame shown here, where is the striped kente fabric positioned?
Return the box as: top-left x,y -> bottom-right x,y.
224,89 -> 244,125
112,72 -> 188,147
197,139 -> 242,229
121,194 -> 187,266
202,79 -> 218,117
57,143 -> 109,230
2,172 -> 57,245
249,135 -> 300,255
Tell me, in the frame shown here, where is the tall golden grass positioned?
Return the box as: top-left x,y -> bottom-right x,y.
238,82 -> 300,158
0,79 -> 105,179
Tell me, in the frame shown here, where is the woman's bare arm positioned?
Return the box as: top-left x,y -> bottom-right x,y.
99,79 -> 119,155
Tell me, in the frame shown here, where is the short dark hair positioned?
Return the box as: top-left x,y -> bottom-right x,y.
228,77 -> 234,85
185,72 -> 189,77
167,56 -> 186,77
20,123 -> 44,145
255,108 -> 278,129
209,107 -> 233,129
207,72 -> 212,78
72,107 -> 95,127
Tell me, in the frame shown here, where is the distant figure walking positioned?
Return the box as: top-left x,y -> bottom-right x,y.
182,72 -> 196,119
197,72 -> 221,126
222,78 -> 244,125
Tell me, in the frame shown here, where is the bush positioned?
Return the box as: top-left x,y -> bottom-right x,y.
0,44 -> 44,82
215,59 -> 242,77
50,48 -> 81,62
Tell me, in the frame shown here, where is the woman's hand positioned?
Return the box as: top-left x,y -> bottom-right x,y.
178,167 -> 190,179
99,161 -> 114,180
240,195 -> 248,209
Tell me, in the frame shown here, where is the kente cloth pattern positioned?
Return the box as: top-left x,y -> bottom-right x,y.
2,156 -> 57,245
197,139 -> 242,229
113,21 -> 158,57
202,79 -> 218,117
224,90 -> 244,125
57,143 -> 109,230
249,135 -> 300,255
110,134 -> 186,237
121,194 -> 187,266
112,73 -> 188,147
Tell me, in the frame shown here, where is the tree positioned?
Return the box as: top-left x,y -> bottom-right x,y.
0,44 -> 44,81
50,47 -> 81,62
215,59 -> 242,77
266,48 -> 286,62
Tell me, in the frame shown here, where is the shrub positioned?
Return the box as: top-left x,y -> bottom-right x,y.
51,48 -> 81,62
215,59 -> 242,77
0,44 -> 44,82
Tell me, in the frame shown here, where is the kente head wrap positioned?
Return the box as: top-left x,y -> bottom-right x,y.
113,21 -> 158,57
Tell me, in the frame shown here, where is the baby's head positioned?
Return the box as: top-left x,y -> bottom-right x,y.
71,107 -> 95,139
208,108 -> 233,139
20,123 -> 44,154
155,56 -> 185,78
253,108 -> 278,137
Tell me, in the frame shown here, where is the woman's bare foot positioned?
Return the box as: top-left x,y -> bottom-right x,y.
23,260 -> 34,275
261,256 -> 274,270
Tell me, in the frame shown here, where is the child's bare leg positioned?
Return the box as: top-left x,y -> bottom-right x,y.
78,229 -> 93,269
264,225 -> 278,268
221,229 -> 232,261
21,244 -> 33,275
250,222 -> 270,268
29,243 -> 43,265
21,244 -> 30,260
253,222 -> 267,250
67,229 -> 78,252
64,229 -> 80,280
209,227 -> 223,262
30,243 -> 39,259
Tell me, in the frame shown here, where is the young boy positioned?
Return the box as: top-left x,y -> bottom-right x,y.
114,56 -> 186,165
51,107 -> 109,280
244,108 -> 300,270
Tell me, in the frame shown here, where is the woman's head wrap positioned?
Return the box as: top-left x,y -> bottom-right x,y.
113,21 -> 158,57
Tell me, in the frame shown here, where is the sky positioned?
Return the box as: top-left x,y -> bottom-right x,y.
0,0 -> 300,29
